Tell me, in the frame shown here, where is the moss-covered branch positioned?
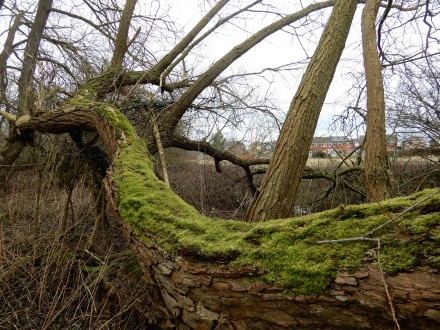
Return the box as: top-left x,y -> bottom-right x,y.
14,103 -> 440,296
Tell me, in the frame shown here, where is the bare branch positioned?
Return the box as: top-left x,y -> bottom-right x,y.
48,7 -> 114,40
0,109 -> 16,122
152,0 -> 231,77
161,0 -> 263,83
165,0 -> 336,131
109,0 -> 137,70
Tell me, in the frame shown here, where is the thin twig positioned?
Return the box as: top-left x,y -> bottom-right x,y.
316,191 -> 440,330
377,0 -> 393,62
150,108 -> 170,187
0,163 -> 36,167
84,249 -> 105,264
317,236 -> 378,244
376,240 -> 400,330
364,188 -> 440,237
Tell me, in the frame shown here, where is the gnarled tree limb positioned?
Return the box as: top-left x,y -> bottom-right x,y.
11,104 -> 440,329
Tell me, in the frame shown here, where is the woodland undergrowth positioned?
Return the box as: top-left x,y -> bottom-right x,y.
0,150 -> 154,329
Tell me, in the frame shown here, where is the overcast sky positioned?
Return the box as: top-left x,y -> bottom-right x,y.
166,0 -> 367,139
2,1 -> 435,141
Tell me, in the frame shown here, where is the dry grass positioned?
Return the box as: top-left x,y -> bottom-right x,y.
0,164 -> 155,329
165,152 -> 439,218
164,149 -> 251,220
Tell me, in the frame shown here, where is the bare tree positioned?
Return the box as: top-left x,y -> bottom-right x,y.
0,0 -> 52,165
390,57 -> 440,151
1,1 -> 440,327
362,0 -> 389,201
245,0 -> 358,222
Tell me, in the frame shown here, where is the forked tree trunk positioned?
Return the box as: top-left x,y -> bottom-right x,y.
109,0 -> 138,70
13,104 -> 440,329
362,0 -> 389,201
1,0 -> 52,168
16,0 -> 53,116
245,0 -> 358,223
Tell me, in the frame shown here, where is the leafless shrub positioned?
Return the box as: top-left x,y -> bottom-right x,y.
390,156 -> 440,196
164,149 -> 250,220
0,136 -> 155,329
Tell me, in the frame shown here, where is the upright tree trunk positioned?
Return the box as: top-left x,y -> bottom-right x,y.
0,11 -> 24,108
362,0 -> 389,201
109,0 -> 137,71
1,0 -> 52,169
0,12 -> 24,179
246,0 -> 358,223
17,0 -> 53,116
92,0 -> 137,99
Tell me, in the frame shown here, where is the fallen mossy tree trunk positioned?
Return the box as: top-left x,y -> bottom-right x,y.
14,101 -> 440,329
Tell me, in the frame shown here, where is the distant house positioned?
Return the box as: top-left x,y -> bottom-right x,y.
386,134 -> 398,153
249,141 -> 276,158
402,136 -> 427,150
249,133 -> 403,159
309,136 -> 360,157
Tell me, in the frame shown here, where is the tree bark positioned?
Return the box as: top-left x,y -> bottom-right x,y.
1,0 -> 52,172
245,0 -> 358,223
12,104 -> 440,329
362,0 -> 389,201
0,11 -> 24,109
17,0 -> 53,116
109,0 -> 138,71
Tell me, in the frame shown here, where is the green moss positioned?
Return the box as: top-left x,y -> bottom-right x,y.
380,238 -> 439,273
427,256 -> 440,270
77,72 -> 117,99
380,240 -> 419,273
401,212 -> 440,235
89,103 -> 440,295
